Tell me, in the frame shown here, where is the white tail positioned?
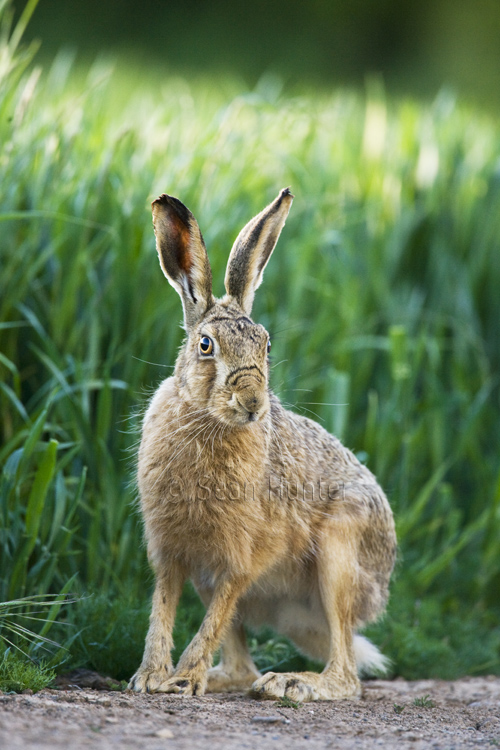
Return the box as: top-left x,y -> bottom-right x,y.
354,635 -> 391,676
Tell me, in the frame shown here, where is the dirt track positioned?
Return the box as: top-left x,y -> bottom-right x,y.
1,677 -> 499,749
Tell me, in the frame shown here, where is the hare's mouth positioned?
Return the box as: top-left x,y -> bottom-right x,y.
224,393 -> 268,426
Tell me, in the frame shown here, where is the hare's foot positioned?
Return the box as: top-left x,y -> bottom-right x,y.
156,665 -> 208,696
128,665 -> 171,693
250,671 -> 361,703
206,663 -> 260,693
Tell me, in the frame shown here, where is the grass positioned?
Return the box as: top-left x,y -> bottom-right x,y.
413,694 -> 435,708
0,649 -> 55,693
276,696 -> 301,709
1,0 -> 500,685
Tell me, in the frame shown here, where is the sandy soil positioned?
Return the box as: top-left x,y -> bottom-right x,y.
1,676 -> 499,749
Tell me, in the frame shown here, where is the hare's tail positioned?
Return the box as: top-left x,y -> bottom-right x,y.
353,635 -> 391,676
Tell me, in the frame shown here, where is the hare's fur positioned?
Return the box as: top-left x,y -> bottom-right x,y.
129,189 -> 396,702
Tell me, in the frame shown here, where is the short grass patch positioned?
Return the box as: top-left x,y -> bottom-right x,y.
0,650 -> 55,694
413,694 -> 436,708
276,696 -> 301,709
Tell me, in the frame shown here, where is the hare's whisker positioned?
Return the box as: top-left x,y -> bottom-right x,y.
131,356 -> 176,368
211,422 -> 225,460
298,402 -> 349,407
152,421 -> 211,489
200,419 -> 220,460
144,417 -> 207,452
148,411 -> 210,444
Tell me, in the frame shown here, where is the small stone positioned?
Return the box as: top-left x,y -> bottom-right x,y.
479,718 -> 500,729
155,728 -> 174,738
251,715 -> 285,725
96,698 -> 112,707
54,669 -> 118,691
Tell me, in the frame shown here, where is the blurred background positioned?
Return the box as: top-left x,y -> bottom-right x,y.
1,0 -> 500,691
24,0 -> 500,111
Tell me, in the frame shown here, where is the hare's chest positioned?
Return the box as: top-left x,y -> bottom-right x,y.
143,476 -> 269,576
138,429 -> 262,506
138,395 -> 269,502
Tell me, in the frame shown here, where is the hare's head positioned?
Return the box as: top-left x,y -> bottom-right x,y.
152,188 -> 293,427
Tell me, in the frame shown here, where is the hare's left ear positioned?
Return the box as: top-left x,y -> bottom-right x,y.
152,194 -> 214,330
224,188 -> 293,314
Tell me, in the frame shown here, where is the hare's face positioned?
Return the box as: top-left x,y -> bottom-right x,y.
183,303 -> 271,427
151,188 -> 293,426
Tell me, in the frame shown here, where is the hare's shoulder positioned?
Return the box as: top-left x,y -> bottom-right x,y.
269,392 -> 379,486
142,377 -> 178,428
269,393 -> 351,461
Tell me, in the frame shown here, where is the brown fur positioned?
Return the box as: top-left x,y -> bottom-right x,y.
129,189 -> 396,702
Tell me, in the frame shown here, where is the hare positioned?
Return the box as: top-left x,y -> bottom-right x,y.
129,188 -> 396,702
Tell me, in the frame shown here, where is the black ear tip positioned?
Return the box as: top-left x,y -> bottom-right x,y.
152,194 -> 192,225
280,187 -> 294,199
152,193 -> 172,208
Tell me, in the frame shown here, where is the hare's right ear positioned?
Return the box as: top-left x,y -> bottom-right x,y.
224,188 -> 293,314
152,194 -> 214,330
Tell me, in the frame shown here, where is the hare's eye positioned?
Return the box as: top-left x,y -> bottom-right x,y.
199,336 -> 213,356
267,339 -> 271,355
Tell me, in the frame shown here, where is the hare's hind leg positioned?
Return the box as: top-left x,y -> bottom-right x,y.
251,521 -> 361,702
129,559 -> 185,692
206,619 -> 261,693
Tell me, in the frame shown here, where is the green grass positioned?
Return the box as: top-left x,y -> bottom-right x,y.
1,0 -> 500,684
276,696 -> 301,709
413,694 -> 435,708
0,649 -> 55,693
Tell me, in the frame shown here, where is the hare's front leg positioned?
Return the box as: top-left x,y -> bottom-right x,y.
156,576 -> 249,696
129,559 -> 185,692
251,521 -> 361,702
194,587 -> 260,693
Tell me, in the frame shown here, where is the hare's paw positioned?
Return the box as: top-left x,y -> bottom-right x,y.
206,664 -> 260,693
156,671 -> 207,696
128,665 -> 171,693
250,671 -> 361,703
251,671 -> 321,702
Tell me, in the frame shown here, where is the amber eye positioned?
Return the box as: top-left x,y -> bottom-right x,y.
199,336 -> 213,356
267,339 -> 271,355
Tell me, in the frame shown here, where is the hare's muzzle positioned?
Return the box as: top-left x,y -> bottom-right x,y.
228,386 -> 269,424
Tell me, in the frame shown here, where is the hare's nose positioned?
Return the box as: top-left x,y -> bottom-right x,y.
238,393 -> 260,414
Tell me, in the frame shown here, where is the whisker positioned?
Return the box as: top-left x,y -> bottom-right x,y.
298,402 -> 350,407
131,355 -> 176,368
144,414 -> 209,449
151,420 -> 212,489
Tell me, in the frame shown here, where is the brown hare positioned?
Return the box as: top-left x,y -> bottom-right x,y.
129,188 -> 396,702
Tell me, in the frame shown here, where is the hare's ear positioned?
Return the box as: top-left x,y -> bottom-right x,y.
152,194 -> 214,330
224,188 -> 293,314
